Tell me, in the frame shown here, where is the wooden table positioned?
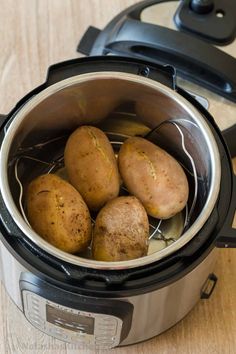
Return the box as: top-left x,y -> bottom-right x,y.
0,1 -> 235,353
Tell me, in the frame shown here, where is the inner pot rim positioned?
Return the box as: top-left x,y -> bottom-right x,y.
0,71 -> 221,270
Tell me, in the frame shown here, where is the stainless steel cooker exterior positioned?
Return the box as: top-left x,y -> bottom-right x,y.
0,239 -> 217,347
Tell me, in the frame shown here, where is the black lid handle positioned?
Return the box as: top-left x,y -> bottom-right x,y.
101,17 -> 236,103
81,0 -> 236,103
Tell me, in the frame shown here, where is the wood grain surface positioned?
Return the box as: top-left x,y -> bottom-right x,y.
0,1 -> 235,353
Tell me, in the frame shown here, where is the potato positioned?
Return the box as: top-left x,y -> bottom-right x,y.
26,174 -> 92,253
118,137 -> 189,219
92,196 -> 149,261
64,126 -> 120,211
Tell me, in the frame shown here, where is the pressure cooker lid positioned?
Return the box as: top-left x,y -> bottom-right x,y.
0,59 -> 222,270
77,0 -> 236,157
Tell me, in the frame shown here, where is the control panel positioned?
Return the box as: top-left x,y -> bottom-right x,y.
22,290 -> 123,349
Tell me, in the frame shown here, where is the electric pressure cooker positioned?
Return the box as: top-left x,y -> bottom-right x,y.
0,2 -> 236,350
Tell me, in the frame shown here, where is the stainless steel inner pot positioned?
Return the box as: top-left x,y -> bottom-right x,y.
0,72 -> 221,269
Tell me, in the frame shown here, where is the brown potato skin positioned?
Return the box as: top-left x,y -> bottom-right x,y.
118,137 -> 189,219
26,174 -> 92,253
92,196 -> 149,261
64,126 -> 120,211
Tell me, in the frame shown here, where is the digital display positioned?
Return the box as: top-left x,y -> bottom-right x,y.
46,305 -> 94,334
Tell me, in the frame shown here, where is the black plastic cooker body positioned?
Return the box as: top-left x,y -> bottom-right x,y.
0,56 -> 235,299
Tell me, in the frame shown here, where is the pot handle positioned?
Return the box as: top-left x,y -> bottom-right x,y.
216,173 -> 236,248
0,114 -> 7,130
222,124 -> 236,158
0,115 -> 7,147
217,123 -> 236,247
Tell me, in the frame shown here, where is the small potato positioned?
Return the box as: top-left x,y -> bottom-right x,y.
26,174 -> 92,253
64,126 -> 120,211
92,196 -> 149,261
118,137 -> 189,219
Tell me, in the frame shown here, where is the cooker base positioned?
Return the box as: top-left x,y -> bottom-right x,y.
0,239 -> 218,348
